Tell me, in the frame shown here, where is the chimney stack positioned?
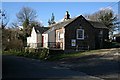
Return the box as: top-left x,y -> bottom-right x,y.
64,11 -> 70,20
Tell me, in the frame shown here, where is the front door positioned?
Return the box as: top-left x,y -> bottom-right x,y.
42,36 -> 44,47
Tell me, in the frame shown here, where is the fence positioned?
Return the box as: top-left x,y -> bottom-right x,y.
27,43 -> 42,48
27,42 -> 63,49
47,42 -> 63,49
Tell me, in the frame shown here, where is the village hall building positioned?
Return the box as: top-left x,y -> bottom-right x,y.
27,11 -> 109,52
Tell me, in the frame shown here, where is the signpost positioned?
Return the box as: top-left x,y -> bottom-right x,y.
71,39 -> 76,47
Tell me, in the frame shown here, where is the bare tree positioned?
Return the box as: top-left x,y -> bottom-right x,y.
84,8 -> 120,35
0,9 -> 9,29
2,28 -> 23,51
10,20 -> 19,29
16,7 -> 38,34
16,7 -> 37,25
16,7 -> 41,47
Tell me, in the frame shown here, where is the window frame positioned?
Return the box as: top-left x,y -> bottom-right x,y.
76,29 -> 84,40
57,31 -> 60,40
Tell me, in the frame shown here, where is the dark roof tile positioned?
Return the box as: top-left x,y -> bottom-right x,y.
88,20 -> 108,29
43,15 -> 108,34
34,26 -> 50,34
43,17 -> 77,34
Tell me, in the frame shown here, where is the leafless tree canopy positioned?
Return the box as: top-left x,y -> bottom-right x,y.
84,9 -> 114,21
84,8 -> 119,32
16,7 -> 37,23
0,9 -> 9,29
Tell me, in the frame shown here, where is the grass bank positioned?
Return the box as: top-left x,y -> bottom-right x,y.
47,48 -> 119,61
3,48 -> 119,61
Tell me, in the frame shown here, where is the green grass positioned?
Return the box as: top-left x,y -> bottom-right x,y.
2,48 -> 49,60
47,49 -> 109,61
47,51 -> 87,61
3,48 -> 112,61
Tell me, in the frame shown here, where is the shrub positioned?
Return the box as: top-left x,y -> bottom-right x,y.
3,50 -> 22,56
104,41 -> 120,48
3,48 -> 51,60
28,48 -> 35,53
39,48 -> 49,60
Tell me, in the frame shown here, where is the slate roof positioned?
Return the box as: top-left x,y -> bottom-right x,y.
49,17 -> 77,29
88,20 -> 108,29
34,26 -> 50,34
43,15 -> 108,34
43,17 -> 77,34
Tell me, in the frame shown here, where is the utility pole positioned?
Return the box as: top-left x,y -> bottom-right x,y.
118,1 -> 120,32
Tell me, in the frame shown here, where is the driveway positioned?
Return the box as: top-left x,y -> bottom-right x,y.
2,55 -> 102,80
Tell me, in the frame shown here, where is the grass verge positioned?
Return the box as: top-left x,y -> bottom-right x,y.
47,48 -> 115,61
3,48 -> 117,61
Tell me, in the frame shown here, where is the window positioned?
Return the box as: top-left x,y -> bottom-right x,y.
60,33 -> 64,39
77,29 -> 84,39
57,32 -> 60,40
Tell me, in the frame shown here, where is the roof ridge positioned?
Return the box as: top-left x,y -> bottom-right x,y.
48,16 -> 78,27
87,20 -> 101,23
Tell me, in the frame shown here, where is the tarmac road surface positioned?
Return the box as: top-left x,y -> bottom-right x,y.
2,55 -> 103,80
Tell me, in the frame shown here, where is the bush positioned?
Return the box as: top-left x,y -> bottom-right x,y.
28,48 -> 35,53
3,50 -> 23,56
3,48 -> 50,60
104,41 -> 120,48
39,48 -> 49,60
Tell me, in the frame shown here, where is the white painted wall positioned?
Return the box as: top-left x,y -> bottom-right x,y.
48,30 -> 55,43
27,27 -> 42,48
31,27 -> 37,43
37,34 -> 41,43
62,28 -> 65,50
27,37 -> 31,44
42,28 -> 56,48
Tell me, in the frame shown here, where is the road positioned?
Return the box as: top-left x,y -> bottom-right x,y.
2,55 -> 102,80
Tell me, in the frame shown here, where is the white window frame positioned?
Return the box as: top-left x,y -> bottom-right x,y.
57,31 -> 60,40
77,29 -> 84,40
60,33 -> 64,39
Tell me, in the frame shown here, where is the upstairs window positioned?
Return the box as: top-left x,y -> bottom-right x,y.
77,29 -> 84,40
